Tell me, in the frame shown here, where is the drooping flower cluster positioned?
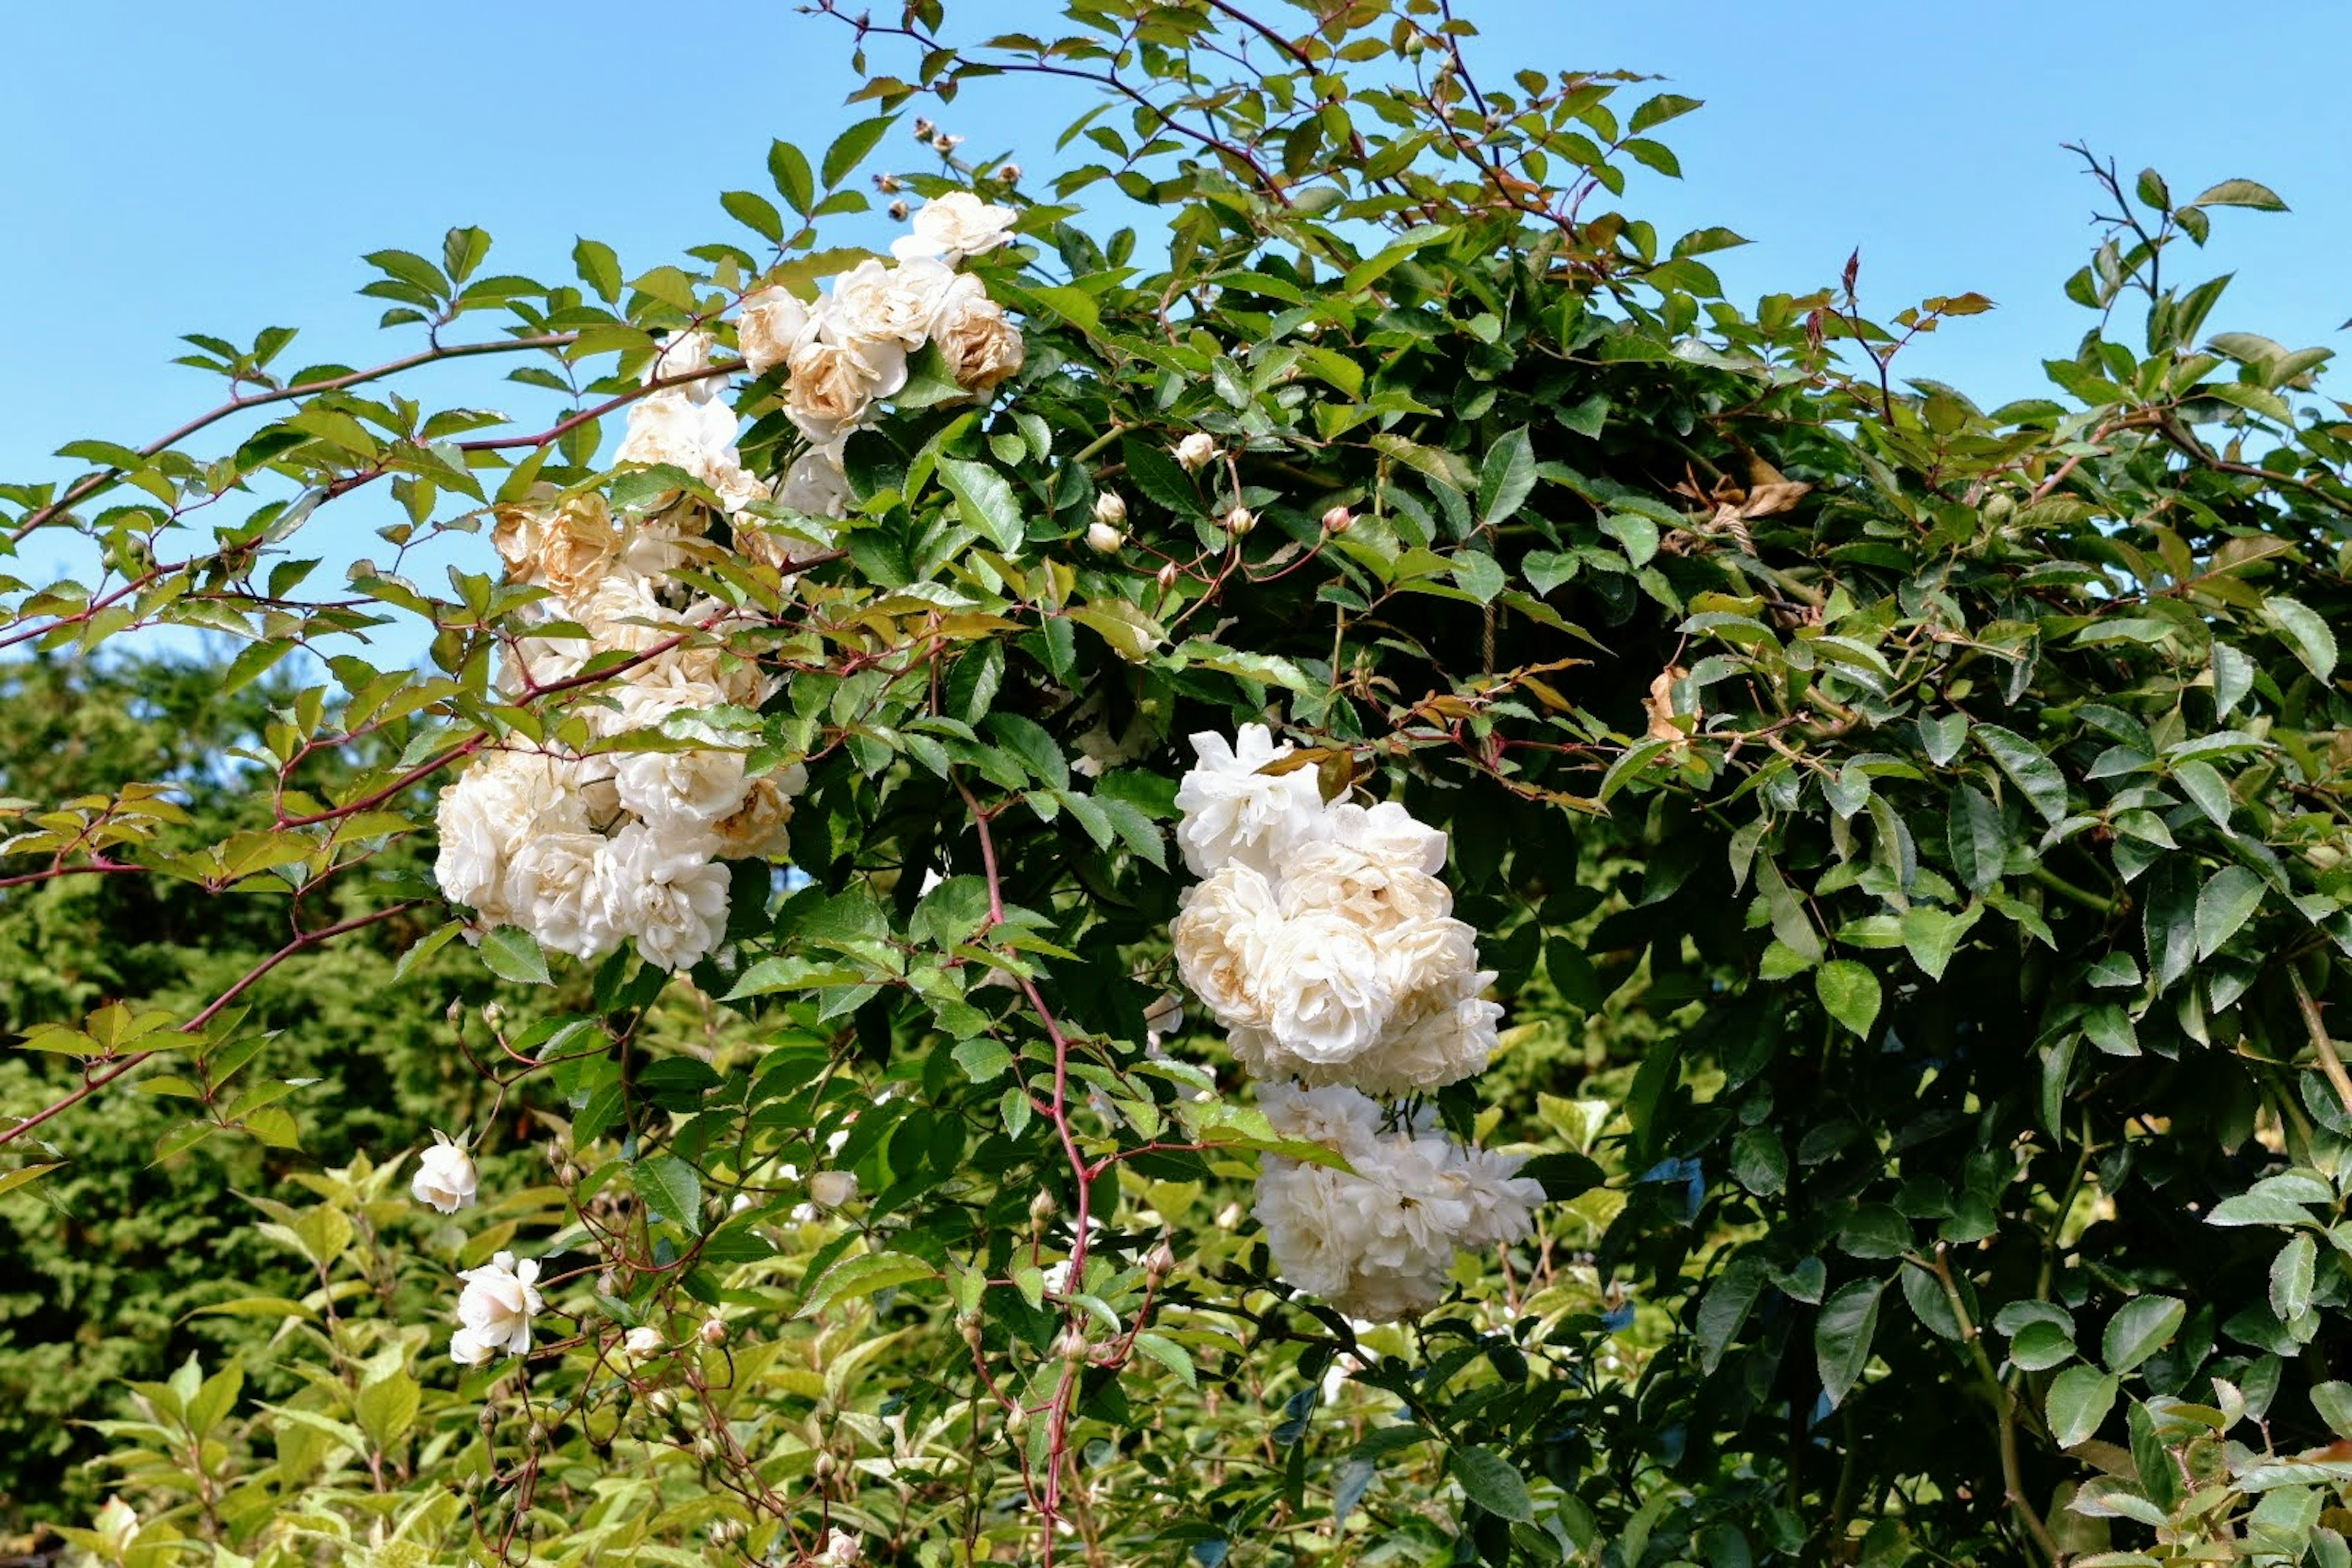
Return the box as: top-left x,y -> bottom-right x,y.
1169,725 -> 1541,1319
434,195 -> 1025,972
1253,1085 -> 1545,1322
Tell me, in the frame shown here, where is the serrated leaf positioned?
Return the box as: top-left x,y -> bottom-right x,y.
1816,960 -> 1882,1038
822,115 -> 897,187
2195,864 -> 2266,959
1816,1278 -> 1883,1409
799,1249 -> 936,1317
2047,1365 -> 2120,1447
2263,595 -> 2337,680
477,926 -> 551,986
635,1155 -> 703,1236
2102,1294 -> 2185,1374
1975,724 -> 2067,826
1449,1445 -> 1534,1523
936,457 -> 1027,554
1476,428 -> 1536,528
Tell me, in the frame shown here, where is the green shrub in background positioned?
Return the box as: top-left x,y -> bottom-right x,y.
8,2 -> 2352,1563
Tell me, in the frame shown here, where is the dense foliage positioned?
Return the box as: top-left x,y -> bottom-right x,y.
10,2 -> 2352,1564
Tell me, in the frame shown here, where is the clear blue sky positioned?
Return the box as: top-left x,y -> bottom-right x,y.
6,1 -> 2348,613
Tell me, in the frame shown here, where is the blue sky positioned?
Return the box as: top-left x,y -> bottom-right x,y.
5,1 -> 2348,641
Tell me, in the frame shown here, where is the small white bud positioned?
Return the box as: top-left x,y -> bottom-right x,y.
698,1316 -> 728,1347
1092,491 -> 1128,528
1222,505 -> 1256,538
622,1325 -> 663,1362
1156,561 -> 1178,590
1030,1189 -> 1059,1224
1321,504 -> 1355,534
1086,520 -> 1125,554
1174,433 -> 1217,473
809,1169 -> 859,1209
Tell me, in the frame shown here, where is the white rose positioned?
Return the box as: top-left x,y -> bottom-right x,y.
610,690 -> 756,834
737,285 -> 813,378
1086,519 -> 1125,553
1275,837 -> 1453,933
595,824 -> 731,971
1170,864 -> 1283,1030
622,1325 -> 663,1361
777,445 -> 852,519
410,1131 -> 479,1214
929,274 -> 1024,396
494,493 -> 624,601
434,752 -> 592,922
785,334 -> 905,445
1172,724 -> 1328,878
452,1250 -> 543,1362
1174,432 -> 1217,472
709,768 -> 804,861
1260,908 -> 1395,1064
502,829 -> 618,960
828,257 -> 956,349
822,1528 -> 864,1566
644,329 -> 718,394
890,190 -> 1019,262
808,1169 -> 859,1209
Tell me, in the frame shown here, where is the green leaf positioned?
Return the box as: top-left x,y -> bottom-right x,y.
2046,1365 -> 2120,1447
635,1155 -> 703,1236
822,115 -> 897,187
2008,1319 -> 2078,1372
1816,1278 -> 1883,1409
2272,1232 -> 2317,1321
1600,510 -> 1660,567
1975,724 -> 2067,827
2102,1294 -> 2185,1374
935,457 -> 1027,554
721,190 -> 785,244
1131,1331 -> 1197,1390
1948,784 -> 2005,894
1476,428 -> 1536,528
2171,758 -> 2233,830
1450,1445 -> 1534,1523
354,1370 -> 420,1449
2195,865 -> 2267,959
767,140 -> 815,215
1816,961 -> 1882,1038
2190,178 -> 2288,211
477,927 -> 551,986
2263,595 -> 2337,680
2143,859 -> 2198,995
1119,434 -> 1207,520
799,1249 -> 937,1317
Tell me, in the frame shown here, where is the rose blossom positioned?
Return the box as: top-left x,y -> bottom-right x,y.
785,333 -> 905,444
410,1131 -> 478,1214
890,190 -> 1019,262
1171,724 -> 1327,878
737,285 -> 813,378
450,1250 -> 543,1365
929,274 -> 1024,395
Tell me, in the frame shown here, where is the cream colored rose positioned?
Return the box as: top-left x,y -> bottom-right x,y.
930,277 -> 1024,396
828,257 -> 955,349
1170,864 -> 1284,1031
891,190 -> 1019,262
786,334 -> 904,444
710,766 -> 805,861
1276,838 -> 1453,933
737,285 -> 813,378
496,494 -> 624,601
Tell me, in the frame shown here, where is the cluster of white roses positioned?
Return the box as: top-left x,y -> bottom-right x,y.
435,194 -> 1025,973
1168,725 -> 1542,1319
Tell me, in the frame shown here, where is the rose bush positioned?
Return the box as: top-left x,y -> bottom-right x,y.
10,2 -> 2352,1564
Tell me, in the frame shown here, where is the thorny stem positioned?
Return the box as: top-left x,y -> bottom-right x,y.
1,900 -> 420,1150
